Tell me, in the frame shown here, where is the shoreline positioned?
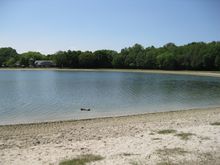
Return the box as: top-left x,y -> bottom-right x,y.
0,107 -> 220,164
1,68 -> 220,78
0,106 -> 219,127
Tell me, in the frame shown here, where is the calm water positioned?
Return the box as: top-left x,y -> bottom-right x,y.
0,70 -> 220,125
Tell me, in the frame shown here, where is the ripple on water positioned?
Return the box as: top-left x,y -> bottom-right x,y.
0,70 -> 220,124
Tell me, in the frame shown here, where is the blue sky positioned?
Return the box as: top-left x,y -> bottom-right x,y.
0,0 -> 220,54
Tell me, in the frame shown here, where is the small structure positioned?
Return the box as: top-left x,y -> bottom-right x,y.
29,58 -> 35,67
15,61 -> 21,67
34,60 -> 55,67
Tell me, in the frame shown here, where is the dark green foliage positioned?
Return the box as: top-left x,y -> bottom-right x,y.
157,52 -> 176,70
112,53 -> 125,68
124,44 -> 145,68
215,55 -> 220,69
79,51 -> 96,68
0,41 -> 220,70
0,47 -> 18,67
144,48 -> 157,69
53,50 -> 80,68
94,50 -> 116,68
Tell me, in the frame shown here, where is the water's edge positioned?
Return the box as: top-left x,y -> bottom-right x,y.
1,68 -> 220,78
1,106 -> 220,127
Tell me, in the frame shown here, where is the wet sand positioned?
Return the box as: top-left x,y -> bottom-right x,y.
0,107 -> 220,165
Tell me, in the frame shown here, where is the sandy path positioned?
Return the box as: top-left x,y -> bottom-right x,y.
0,107 -> 220,165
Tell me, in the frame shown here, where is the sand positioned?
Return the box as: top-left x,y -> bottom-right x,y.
1,68 -> 220,78
0,107 -> 220,165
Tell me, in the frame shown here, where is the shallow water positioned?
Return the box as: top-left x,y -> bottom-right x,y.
0,70 -> 220,125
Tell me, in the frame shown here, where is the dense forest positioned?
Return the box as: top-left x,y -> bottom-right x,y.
0,41 -> 220,70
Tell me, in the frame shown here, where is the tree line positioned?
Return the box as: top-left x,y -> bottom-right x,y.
0,41 -> 220,70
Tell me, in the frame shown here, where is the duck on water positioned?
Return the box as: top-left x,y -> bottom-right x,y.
80,108 -> 91,111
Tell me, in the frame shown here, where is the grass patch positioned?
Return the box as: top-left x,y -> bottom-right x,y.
175,132 -> 194,140
156,148 -> 188,165
210,122 -> 220,126
156,147 -> 188,156
157,151 -> 219,165
157,129 -> 176,134
59,154 -> 103,165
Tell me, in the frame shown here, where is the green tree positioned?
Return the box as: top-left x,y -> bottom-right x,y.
215,55 -> 220,69
124,44 -> 144,68
79,51 -> 96,68
112,53 -> 125,68
52,51 -> 68,68
157,52 -> 176,69
144,47 -> 158,69
65,50 -> 80,68
94,50 -> 117,68
1,41 -> 220,70
0,47 -> 18,67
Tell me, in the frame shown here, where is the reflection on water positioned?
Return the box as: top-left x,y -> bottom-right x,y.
0,70 -> 220,125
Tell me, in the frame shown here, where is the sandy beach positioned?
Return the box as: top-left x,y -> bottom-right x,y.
0,107 -> 220,165
1,68 -> 220,78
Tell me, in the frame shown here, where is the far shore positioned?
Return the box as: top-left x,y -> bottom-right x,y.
1,68 -> 220,78
0,107 -> 220,165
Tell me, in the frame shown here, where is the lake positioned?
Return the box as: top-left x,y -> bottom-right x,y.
0,70 -> 220,125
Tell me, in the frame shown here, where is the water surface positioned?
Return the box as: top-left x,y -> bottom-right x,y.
0,70 -> 220,125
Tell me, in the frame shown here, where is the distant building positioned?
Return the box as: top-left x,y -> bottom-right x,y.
34,60 -> 55,67
15,61 -> 21,67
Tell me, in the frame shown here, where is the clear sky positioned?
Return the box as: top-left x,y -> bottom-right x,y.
0,0 -> 220,54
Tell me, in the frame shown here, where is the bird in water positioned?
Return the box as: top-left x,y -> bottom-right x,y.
80,108 -> 90,111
